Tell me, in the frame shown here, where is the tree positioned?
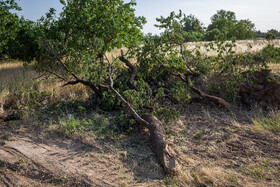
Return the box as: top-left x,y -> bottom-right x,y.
234,19 -> 255,40
266,32 -> 276,40
142,11 -> 231,110
36,0 -> 182,175
206,10 -> 255,41
0,0 -> 21,57
205,28 -> 221,41
182,14 -> 204,41
206,10 -> 236,40
211,9 -> 236,22
36,0 -> 146,99
267,29 -> 279,37
5,18 -> 41,61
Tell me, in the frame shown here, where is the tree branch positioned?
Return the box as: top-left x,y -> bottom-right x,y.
154,54 -> 231,110
119,50 -> 139,91
108,61 -> 149,127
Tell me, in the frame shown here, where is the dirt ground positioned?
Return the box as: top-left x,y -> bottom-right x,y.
0,124 -> 120,186
0,104 -> 280,186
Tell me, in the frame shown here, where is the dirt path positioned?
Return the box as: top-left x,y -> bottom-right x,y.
0,128 -> 119,187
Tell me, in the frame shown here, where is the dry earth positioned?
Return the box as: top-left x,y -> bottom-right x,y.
0,105 -> 280,186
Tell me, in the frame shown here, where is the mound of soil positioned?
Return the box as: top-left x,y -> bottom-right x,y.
239,69 -> 280,107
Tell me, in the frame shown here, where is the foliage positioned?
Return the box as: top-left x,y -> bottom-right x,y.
35,0 -> 146,100
234,19 -> 255,40
257,44 -> 280,63
255,29 -> 279,39
206,10 -> 255,41
182,14 -> 204,41
0,0 -> 21,56
5,18 -> 41,61
267,29 -> 279,37
0,0 -> 41,61
204,28 -> 221,41
266,33 -> 276,40
253,111 -> 280,133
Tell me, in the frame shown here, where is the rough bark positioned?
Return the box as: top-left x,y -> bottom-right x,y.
108,54 -> 181,175
142,114 -> 181,175
119,50 -> 138,91
191,87 -> 231,111
109,86 -> 181,175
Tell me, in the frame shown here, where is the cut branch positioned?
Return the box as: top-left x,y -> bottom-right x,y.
63,79 -> 102,98
44,41 -> 103,98
154,55 -> 231,110
108,62 -> 181,175
119,50 -> 138,91
190,87 -> 231,110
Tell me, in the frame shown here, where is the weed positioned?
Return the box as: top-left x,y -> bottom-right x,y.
252,110 -> 280,133
16,158 -> 26,165
225,173 -> 239,183
58,114 -> 84,133
193,130 -> 205,140
51,175 -> 67,183
240,158 -> 275,181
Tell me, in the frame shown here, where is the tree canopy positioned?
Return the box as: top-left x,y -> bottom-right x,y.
0,0 -> 21,56
205,10 -> 255,41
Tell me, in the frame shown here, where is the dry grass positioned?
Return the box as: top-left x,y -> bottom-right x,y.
1,39 -> 280,186
0,60 -> 37,94
185,39 -> 280,56
0,60 -> 91,110
268,63 -> 280,74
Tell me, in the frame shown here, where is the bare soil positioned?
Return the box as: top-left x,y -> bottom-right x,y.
0,105 -> 280,186
0,123 -> 120,186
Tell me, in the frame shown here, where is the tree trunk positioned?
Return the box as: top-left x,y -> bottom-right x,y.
109,86 -> 181,175
142,114 -> 181,175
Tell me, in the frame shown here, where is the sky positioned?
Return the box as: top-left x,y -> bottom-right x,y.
14,0 -> 280,35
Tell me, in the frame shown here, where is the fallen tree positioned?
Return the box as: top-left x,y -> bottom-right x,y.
107,57 -> 181,174
33,0 -> 183,175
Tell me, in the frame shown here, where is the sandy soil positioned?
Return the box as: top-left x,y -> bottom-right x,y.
0,124 -> 121,186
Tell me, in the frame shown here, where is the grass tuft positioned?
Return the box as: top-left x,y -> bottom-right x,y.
252,110 -> 280,133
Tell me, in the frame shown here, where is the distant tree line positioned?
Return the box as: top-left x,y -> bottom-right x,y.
255,29 -> 280,40
1,1 -> 279,61
146,10 -> 279,42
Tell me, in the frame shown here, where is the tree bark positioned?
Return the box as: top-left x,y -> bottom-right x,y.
191,87 -> 231,111
142,114 -> 181,175
109,86 -> 181,175
119,50 -> 138,91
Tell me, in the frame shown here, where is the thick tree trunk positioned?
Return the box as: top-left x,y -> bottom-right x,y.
142,114 -> 181,175
109,86 -> 181,175
109,55 -> 181,175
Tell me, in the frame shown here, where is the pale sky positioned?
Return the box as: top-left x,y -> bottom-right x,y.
14,0 -> 280,34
